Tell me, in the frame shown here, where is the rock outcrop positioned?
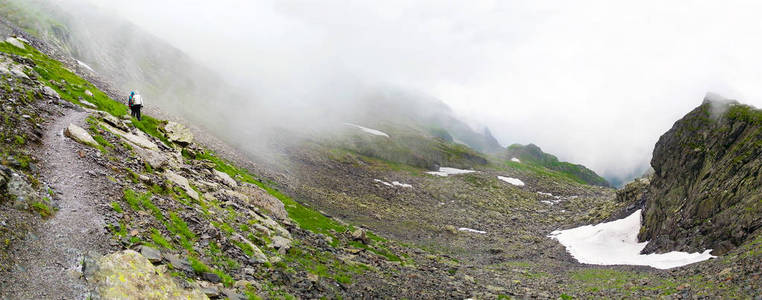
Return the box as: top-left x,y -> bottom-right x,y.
86,250 -> 207,300
164,121 -> 193,146
639,99 -> 762,255
64,123 -> 98,147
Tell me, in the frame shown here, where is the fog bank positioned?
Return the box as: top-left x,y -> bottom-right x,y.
66,1 -> 762,181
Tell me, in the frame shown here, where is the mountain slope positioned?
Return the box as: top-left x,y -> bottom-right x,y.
505,143 -> 610,187
1,7 -> 762,299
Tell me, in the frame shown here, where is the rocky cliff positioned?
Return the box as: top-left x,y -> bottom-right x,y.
639,98 -> 762,255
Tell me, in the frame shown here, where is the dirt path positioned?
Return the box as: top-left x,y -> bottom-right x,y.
1,109 -> 112,299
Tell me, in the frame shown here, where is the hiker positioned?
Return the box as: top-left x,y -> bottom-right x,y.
128,91 -> 143,121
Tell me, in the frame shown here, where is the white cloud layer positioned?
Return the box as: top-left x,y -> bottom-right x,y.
87,0 -> 762,180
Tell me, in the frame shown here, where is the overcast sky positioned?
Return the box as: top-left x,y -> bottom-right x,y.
86,0 -> 762,181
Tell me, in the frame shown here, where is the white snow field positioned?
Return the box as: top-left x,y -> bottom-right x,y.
426,167 -> 477,177
344,123 -> 390,137
497,176 -> 525,186
458,227 -> 487,234
549,209 -> 714,269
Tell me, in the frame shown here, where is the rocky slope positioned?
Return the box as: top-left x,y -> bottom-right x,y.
639,99 -> 762,255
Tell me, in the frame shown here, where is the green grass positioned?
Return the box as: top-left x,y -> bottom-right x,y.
111,201 -> 123,213
167,212 -> 196,240
150,229 -> 174,250
31,198 -> 54,218
123,189 -> 152,211
188,256 -> 235,287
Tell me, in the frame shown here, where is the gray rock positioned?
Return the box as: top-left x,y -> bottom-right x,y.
165,254 -> 193,273
7,172 -> 40,209
231,233 -> 268,264
351,228 -> 369,244
64,123 -> 98,147
139,246 -> 162,263
237,183 -> 289,220
271,236 -> 292,252
5,37 -> 25,49
202,287 -> 220,298
88,250 -> 206,299
100,113 -> 129,132
42,86 -> 60,99
134,146 -> 168,170
164,121 -> 193,145
213,170 -> 237,188
164,170 -> 199,200
98,121 -> 158,151
202,272 -> 221,283
80,100 -> 97,109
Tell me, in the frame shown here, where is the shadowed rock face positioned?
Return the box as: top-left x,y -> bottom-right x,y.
639,99 -> 762,255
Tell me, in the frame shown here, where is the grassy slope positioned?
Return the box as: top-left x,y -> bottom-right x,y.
506,143 -> 610,186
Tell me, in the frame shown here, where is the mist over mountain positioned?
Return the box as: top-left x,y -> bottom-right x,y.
3,1 -> 762,298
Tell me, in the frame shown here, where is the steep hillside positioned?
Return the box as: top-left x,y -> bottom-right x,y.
505,143 -> 610,187
639,99 -> 762,255
0,0 -> 504,159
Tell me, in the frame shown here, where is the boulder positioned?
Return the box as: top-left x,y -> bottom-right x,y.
84,89 -> 94,97
80,100 -> 97,109
164,170 -> 199,200
100,113 -> 129,132
213,170 -> 237,188
86,250 -> 208,300
133,146 -> 168,170
7,172 -> 40,209
202,272 -> 221,283
271,236 -> 292,253
42,86 -> 60,99
194,180 -> 220,193
5,37 -> 24,49
139,246 -> 162,263
64,123 -> 98,147
9,64 -> 28,79
351,228 -> 369,244
165,254 -> 193,273
164,121 -> 193,146
99,121 -> 158,151
231,234 -> 268,264
237,183 -> 288,221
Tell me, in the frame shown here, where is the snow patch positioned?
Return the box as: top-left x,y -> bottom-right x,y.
497,176 -> 525,186
426,167 -> 477,177
392,181 -> 413,188
373,179 -> 393,187
458,227 -> 486,234
549,209 -> 714,269
344,123 -> 389,137
374,179 -> 413,188
76,60 -> 95,72
537,191 -> 553,197
511,157 -> 521,163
